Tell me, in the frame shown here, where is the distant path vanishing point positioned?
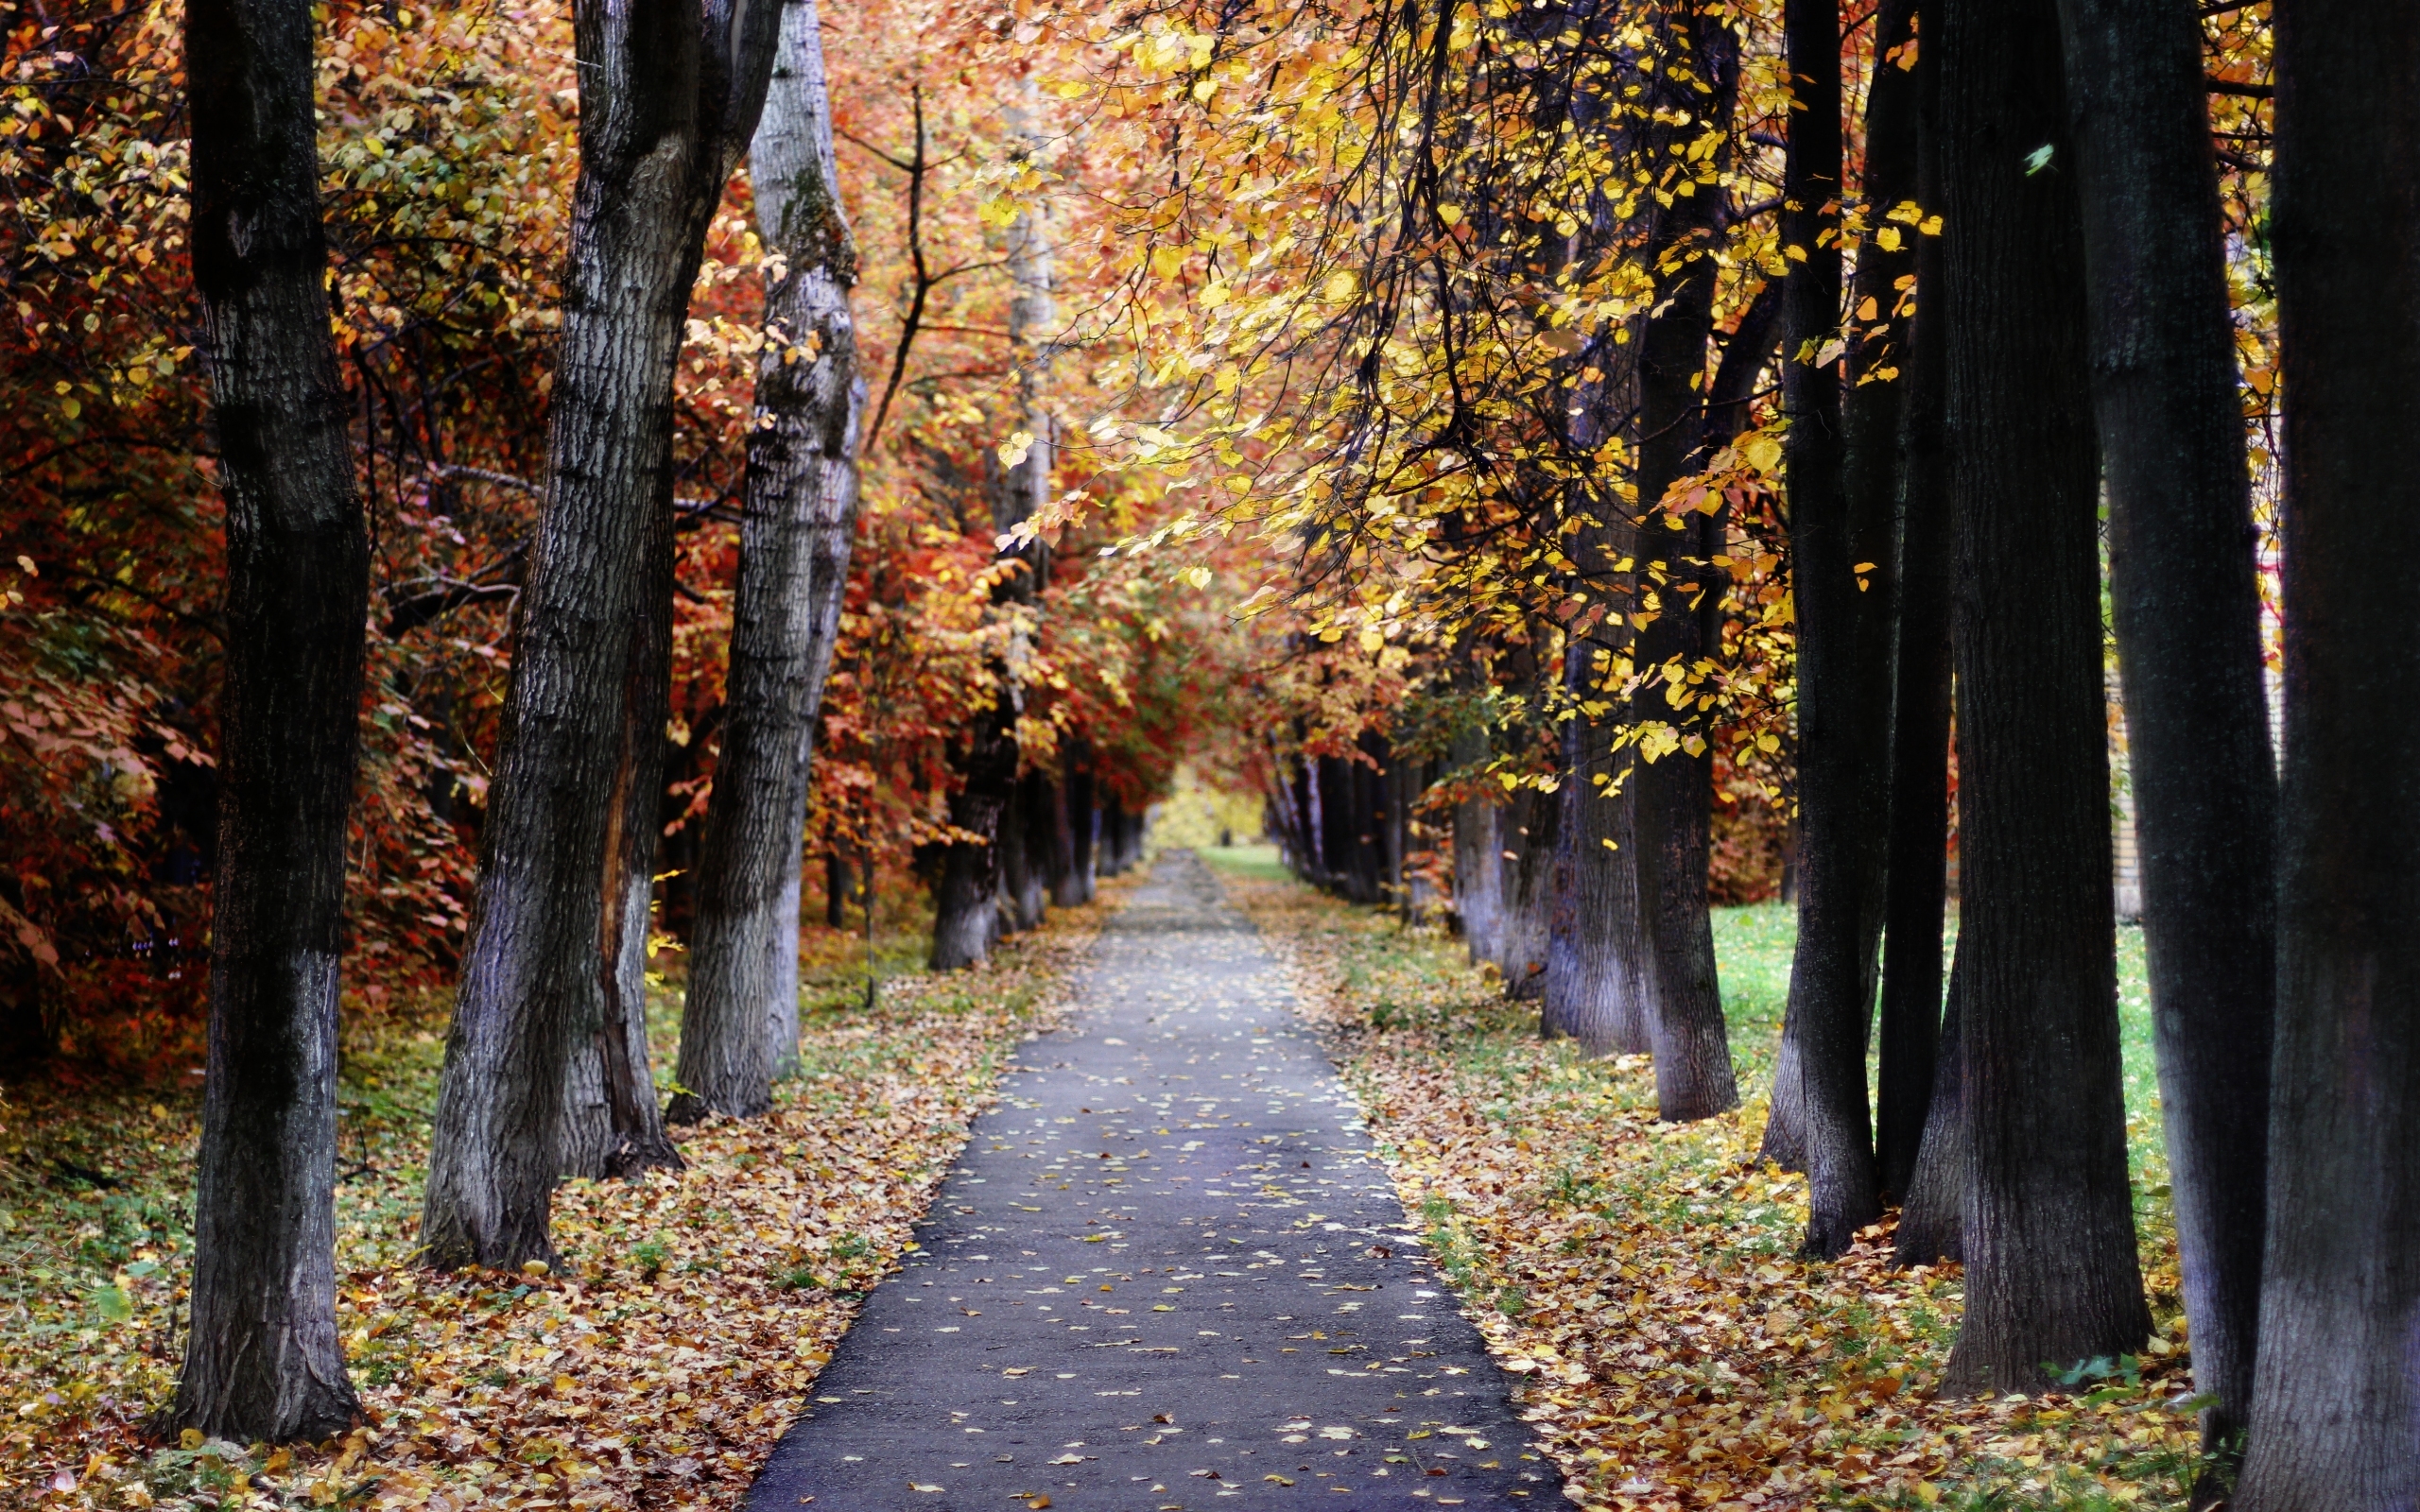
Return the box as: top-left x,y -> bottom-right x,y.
746,850 -> 1559,1511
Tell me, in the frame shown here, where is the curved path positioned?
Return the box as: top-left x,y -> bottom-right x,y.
747,852 -> 1556,1510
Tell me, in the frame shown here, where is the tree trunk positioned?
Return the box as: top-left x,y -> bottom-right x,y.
1936,0 -> 2150,1392
168,0 -> 367,1440
1875,9 -> 1952,1206
929,701 -> 1014,970
421,0 -> 782,1270
2236,9 -> 2420,1505
1495,780 -> 1556,1000
1047,758 -> 1089,905
2054,0 -> 2276,1454
824,852 -> 854,929
1769,0 -> 1903,1256
931,76 -> 1055,965
1544,699 -> 1652,1053
1452,726 -> 1506,966
1000,770 -> 1051,931
1065,762 -> 1097,902
562,561 -> 683,1172
675,0 -> 861,1121
1892,938 -> 1964,1266
1632,2 -> 1740,1124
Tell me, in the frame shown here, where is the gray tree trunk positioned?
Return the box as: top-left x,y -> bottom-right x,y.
2237,7 -> 2420,1505
2055,0 -> 2277,1455
676,0 -> 861,1122
420,0 -> 783,1270
1936,0 -> 2150,1392
167,0 -> 367,1442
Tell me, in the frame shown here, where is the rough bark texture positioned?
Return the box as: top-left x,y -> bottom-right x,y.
1768,0 -> 1891,1254
1875,18 -> 1951,1206
2237,8 -> 2420,1504
1892,940 -> 1964,1266
2055,0 -> 2276,1452
1544,694 -> 1652,1054
676,0 -> 861,1122
1632,3 -> 1740,1124
1937,0 -> 2150,1392
421,0 -> 782,1270
168,0 -> 367,1441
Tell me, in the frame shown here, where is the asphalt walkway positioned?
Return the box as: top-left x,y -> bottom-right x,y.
746,851 -> 1555,1510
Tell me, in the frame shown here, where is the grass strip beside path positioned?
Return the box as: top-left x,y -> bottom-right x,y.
1213,862 -> 2206,1512
3,890 -> 1111,1510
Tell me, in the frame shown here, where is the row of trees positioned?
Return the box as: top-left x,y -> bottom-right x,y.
0,0 -> 1234,1445
1078,0 -> 2411,1499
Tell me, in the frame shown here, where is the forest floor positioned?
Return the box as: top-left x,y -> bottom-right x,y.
1203,846 -> 2206,1512
2,881 -> 1116,1511
6,851 -> 2206,1512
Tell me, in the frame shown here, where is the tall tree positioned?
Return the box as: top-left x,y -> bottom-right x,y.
166,0 -> 367,1440
1540,0 -> 1651,1056
675,0 -> 863,1122
420,0 -> 783,1270
1765,0 -> 1893,1254
1874,0 -> 1952,1206
2055,0 -> 2276,1455
1631,0 -> 1741,1124
931,77 -> 1057,970
1936,0 -> 2150,1391
2237,5 -> 2420,1503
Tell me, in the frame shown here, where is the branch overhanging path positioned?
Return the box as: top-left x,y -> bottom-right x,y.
749,853 -> 1557,1509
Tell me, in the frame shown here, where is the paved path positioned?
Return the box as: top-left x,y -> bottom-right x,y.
748,852 -> 1556,1511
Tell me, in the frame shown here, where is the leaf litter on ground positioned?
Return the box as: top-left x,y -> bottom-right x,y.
1215,869 -> 2210,1512
1,887 -> 1114,1510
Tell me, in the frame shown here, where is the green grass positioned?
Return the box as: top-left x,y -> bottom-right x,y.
1239,877 -> 2202,1511
1195,841 -> 1292,882
1709,903 -> 2170,1240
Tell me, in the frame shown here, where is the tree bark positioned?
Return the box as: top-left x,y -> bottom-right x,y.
999,770 -> 1051,931
1875,8 -> 1952,1206
1633,3 -> 1740,1124
1451,724 -> 1506,966
929,703 -> 1014,970
421,0 -> 782,1270
675,0 -> 861,1122
2236,8 -> 2420,1504
1936,0 -> 2150,1392
824,852 -> 854,928
1892,937 -> 1964,1266
1767,0 -> 1902,1255
2054,0 -> 2276,1453
167,0 -> 367,1441
1046,756 -> 1089,905
1495,780 -> 1556,1000
1545,695 -> 1653,1053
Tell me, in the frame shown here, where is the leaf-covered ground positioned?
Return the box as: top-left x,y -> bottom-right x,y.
1207,850 -> 2207,1512
2,888 -> 1109,1510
